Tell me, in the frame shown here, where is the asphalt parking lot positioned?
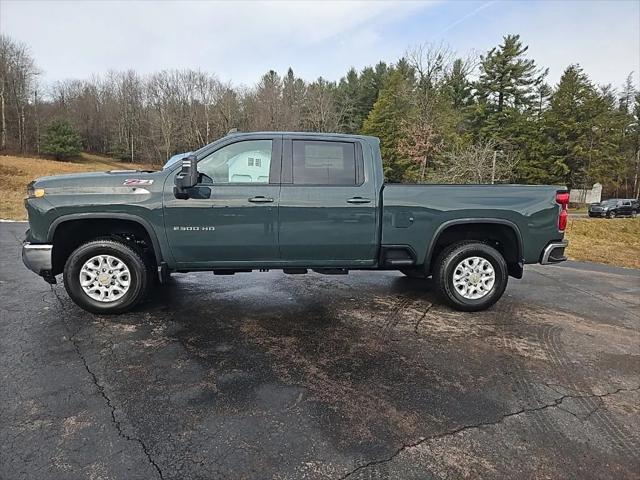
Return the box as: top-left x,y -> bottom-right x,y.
1,221 -> 639,480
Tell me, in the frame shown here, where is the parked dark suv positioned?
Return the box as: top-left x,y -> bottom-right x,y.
588,199 -> 639,218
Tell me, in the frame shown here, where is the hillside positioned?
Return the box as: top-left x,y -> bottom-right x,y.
0,153 -> 154,220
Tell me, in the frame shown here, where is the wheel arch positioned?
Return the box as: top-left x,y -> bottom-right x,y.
48,213 -> 163,274
425,218 -> 524,278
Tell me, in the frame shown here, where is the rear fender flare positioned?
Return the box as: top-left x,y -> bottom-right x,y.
425,218 -> 524,274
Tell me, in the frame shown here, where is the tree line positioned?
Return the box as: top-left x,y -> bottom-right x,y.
1,33 -> 638,197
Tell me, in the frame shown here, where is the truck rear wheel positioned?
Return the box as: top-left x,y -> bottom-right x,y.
434,241 -> 508,312
63,239 -> 149,314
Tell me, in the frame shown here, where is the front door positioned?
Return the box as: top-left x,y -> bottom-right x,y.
277,136 -> 378,266
164,136 -> 282,267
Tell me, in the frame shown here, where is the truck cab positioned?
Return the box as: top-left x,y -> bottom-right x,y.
165,132 -> 381,269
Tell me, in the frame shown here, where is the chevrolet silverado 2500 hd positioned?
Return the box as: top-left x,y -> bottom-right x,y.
22,132 -> 569,314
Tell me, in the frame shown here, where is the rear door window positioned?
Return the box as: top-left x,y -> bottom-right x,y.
292,140 -> 358,185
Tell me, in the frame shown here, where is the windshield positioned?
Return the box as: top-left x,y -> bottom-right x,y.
601,200 -> 618,205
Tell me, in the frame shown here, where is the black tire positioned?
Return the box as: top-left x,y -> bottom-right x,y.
434,241 -> 508,312
400,266 -> 428,279
607,210 -> 616,218
63,239 -> 149,314
632,210 -> 637,218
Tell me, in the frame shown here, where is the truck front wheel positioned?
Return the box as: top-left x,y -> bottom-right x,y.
434,241 -> 508,312
63,239 -> 149,314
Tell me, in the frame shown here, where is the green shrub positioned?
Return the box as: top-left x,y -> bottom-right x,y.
41,120 -> 82,160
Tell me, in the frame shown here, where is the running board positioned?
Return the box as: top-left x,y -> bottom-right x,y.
312,268 -> 348,275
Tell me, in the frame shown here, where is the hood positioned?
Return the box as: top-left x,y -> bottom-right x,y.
31,169 -> 164,193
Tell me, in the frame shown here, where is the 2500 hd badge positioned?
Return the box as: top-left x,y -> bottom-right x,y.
173,226 -> 216,231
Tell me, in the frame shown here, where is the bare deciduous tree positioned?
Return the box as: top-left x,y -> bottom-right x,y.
0,35 -> 39,152
431,140 -> 518,184
304,78 -> 342,132
398,117 -> 443,182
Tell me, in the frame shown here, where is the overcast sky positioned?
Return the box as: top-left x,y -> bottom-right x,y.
1,0 -> 638,90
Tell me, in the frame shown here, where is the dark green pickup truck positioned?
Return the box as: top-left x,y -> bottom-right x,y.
23,132 -> 569,314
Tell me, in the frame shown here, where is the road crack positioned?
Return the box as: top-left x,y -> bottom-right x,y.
338,385 -> 640,479
413,303 -> 432,333
67,326 -> 164,479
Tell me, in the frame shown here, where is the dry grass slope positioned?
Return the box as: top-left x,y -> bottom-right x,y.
565,217 -> 640,269
0,154 -> 152,220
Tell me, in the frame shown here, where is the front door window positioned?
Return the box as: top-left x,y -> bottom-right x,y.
197,140 -> 273,184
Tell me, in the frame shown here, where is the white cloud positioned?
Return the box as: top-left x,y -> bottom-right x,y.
0,0 -> 432,85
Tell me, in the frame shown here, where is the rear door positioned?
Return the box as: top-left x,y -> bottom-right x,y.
277,136 -> 378,266
163,136 -> 282,267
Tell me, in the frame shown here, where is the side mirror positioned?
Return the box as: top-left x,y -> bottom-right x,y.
174,155 -> 198,199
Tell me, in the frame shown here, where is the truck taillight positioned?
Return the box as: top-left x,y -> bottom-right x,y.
556,191 -> 569,231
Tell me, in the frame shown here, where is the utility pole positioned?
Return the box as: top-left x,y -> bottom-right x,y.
634,149 -> 639,199
34,87 -> 40,155
491,150 -> 497,184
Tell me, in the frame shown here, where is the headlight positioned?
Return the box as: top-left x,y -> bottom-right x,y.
27,184 -> 45,198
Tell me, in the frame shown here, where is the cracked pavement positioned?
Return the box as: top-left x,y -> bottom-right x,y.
1,222 -> 639,479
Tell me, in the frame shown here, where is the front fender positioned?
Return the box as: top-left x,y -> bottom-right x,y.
47,212 -> 166,265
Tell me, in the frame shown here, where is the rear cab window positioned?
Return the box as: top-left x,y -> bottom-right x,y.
290,139 -> 364,185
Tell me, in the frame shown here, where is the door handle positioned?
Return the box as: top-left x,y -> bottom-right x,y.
248,196 -> 274,203
347,197 -> 371,204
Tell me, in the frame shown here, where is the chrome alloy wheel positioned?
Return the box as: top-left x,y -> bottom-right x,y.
452,256 -> 495,300
79,255 -> 131,302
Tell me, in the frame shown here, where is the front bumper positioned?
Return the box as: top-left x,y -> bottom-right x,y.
540,240 -> 568,264
22,242 -> 53,276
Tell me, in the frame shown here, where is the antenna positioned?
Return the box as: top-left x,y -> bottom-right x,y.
226,128 -> 239,136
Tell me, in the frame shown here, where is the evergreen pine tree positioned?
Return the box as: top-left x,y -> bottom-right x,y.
337,62 -> 391,134
476,34 -> 547,114
445,58 -> 473,110
471,35 -> 548,183
544,65 -> 627,189
362,68 -> 416,181
41,119 -> 82,160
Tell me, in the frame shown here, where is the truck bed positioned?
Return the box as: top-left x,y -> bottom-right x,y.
381,184 -> 563,265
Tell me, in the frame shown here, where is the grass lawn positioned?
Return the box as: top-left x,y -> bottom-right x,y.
565,217 -> 640,269
568,206 -> 588,213
0,153 -> 153,220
